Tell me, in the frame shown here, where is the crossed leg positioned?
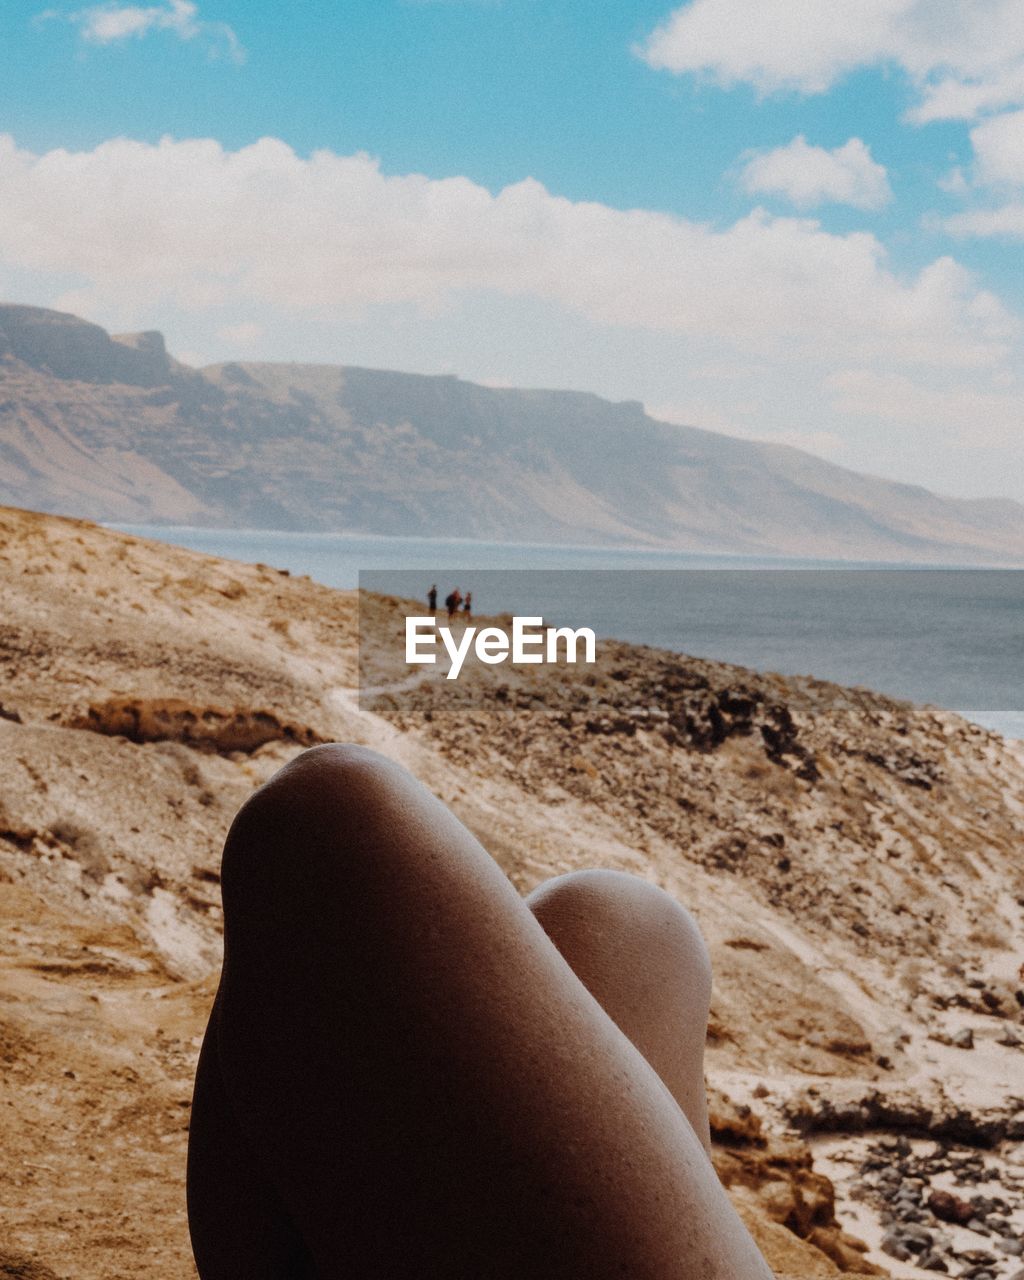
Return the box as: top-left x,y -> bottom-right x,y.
187,745 -> 772,1279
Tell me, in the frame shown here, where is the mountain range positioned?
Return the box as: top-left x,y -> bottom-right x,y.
2,301 -> 1023,563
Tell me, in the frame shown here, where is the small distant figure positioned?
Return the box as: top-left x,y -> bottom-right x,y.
463,592 -> 472,618
428,584 -> 437,612
445,588 -> 462,620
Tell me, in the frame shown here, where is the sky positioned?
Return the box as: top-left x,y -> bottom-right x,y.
1,0 -> 1023,501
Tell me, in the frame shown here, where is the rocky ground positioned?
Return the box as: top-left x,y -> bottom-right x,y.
1,505 -> 1023,1279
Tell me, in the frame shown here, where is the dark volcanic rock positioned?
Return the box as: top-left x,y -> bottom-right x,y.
928,1188 -> 974,1224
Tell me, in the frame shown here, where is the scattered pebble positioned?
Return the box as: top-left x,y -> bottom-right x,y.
851,1136 -> 1024,1278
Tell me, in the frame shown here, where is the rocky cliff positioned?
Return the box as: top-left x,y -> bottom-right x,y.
4,302 -> 1024,563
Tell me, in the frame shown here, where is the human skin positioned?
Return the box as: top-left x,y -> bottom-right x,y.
187,744 -> 774,1279
526,868 -> 713,1159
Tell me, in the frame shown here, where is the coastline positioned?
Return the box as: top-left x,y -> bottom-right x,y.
112,523 -> 1024,742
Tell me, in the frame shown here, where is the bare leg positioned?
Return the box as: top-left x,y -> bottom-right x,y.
188,992 -> 316,1278
527,870 -> 713,1156
188,745 -> 772,1279
188,872 -> 714,1276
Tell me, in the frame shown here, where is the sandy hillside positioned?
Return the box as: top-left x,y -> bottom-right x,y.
1,504 -> 1023,1280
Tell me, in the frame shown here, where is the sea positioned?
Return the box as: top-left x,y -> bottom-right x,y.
113,526 -> 1024,741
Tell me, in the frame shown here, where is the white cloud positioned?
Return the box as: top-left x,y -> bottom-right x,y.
945,204 -> 1024,239
939,109 -> 1024,240
738,136 -> 891,211
0,133 -> 1012,372
639,0 -> 896,94
911,65 -> 1024,123
828,367 -> 1024,447
77,0 -> 196,41
937,166 -> 969,195
966,109 -> 1024,186
639,0 -> 1024,122
59,0 -> 243,61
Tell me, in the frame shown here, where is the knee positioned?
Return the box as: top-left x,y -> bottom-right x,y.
244,742 -> 401,816
219,743 -> 416,921
527,870 -> 711,996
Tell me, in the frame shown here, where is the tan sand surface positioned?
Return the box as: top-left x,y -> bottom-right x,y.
2,505 -> 1023,1278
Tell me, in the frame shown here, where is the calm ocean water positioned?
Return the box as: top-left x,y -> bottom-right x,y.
115,526 -> 1024,740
